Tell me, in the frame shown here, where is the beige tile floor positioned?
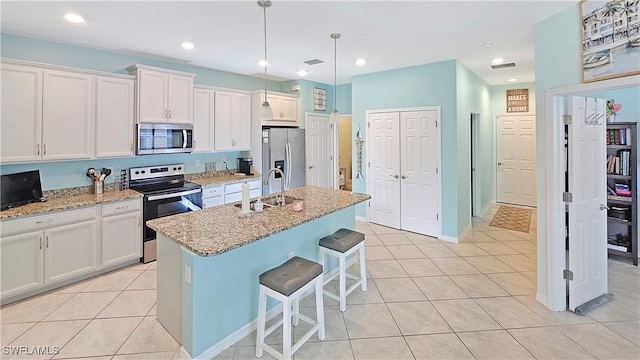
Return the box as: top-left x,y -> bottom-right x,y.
1,204 -> 639,359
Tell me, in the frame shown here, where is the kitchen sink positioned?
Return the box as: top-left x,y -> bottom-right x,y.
233,195 -> 298,210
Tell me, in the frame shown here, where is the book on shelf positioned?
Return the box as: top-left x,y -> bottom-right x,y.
615,183 -> 632,197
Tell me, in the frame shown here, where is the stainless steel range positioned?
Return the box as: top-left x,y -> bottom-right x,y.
129,163 -> 202,263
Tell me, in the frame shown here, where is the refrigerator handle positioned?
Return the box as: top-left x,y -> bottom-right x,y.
285,143 -> 291,190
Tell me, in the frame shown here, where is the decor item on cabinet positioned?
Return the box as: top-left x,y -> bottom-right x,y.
606,121 -> 637,266
258,0 -> 274,121
313,87 -> 327,112
580,0 -> 640,83
354,125 -> 364,179
329,33 -> 341,123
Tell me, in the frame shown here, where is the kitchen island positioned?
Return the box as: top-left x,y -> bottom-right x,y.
147,186 -> 370,359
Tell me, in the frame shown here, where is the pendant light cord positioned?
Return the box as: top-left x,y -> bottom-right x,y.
333,35 -> 337,109
263,4 -> 268,100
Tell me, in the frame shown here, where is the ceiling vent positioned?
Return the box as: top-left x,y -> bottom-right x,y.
304,59 -> 324,65
490,62 -> 516,70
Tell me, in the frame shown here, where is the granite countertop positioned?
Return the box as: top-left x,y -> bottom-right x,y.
147,186 -> 371,257
186,172 -> 262,187
0,189 -> 143,221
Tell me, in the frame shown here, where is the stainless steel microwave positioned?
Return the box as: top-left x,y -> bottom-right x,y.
137,123 -> 194,155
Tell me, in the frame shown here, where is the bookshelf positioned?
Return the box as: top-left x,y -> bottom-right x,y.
606,122 -> 637,266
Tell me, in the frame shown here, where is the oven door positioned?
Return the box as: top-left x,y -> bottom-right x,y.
142,188 -> 201,262
137,123 -> 194,155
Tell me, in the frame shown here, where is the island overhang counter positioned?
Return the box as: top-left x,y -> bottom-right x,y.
147,186 -> 370,359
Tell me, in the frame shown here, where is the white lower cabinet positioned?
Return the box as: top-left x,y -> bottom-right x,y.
44,220 -> 98,284
0,231 -> 44,298
224,180 -> 261,204
101,199 -> 142,267
0,207 -> 98,300
1,199 -> 143,302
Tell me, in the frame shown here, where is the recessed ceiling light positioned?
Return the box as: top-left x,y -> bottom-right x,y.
482,43 -> 493,48
181,42 -> 194,50
64,13 -> 85,23
491,57 -> 504,64
258,60 -> 268,67
296,70 -> 308,76
355,58 -> 366,66
508,78 -> 517,82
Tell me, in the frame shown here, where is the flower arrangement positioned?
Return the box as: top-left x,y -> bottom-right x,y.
606,99 -> 622,122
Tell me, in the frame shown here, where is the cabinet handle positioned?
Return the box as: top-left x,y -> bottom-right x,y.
401,175 -> 408,179
193,140 -> 196,148
137,215 -> 141,227
37,144 -> 40,155
36,219 -> 53,225
116,206 -> 129,210
43,144 -> 47,155
39,237 -> 42,250
45,236 -> 49,248
168,110 -> 172,119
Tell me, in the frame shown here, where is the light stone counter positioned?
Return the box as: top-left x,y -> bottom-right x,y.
186,172 -> 261,187
147,186 -> 370,257
0,189 -> 143,220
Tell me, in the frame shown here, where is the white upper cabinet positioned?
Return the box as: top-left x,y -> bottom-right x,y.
252,90 -> 299,127
128,64 -> 195,124
1,63 -> 43,163
1,60 -> 137,164
95,76 -> 135,157
193,87 -> 215,152
214,90 -> 251,151
42,69 -> 93,160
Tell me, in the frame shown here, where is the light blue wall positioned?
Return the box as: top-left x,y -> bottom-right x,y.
580,87 -> 640,122
351,60 -> 459,237
0,33 -> 290,189
280,79 -> 334,128
456,63 -> 492,234
336,83 -> 352,114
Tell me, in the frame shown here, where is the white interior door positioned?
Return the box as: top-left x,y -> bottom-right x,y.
369,112 -> 401,228
400,111 -> 439,236
567,96 -> 608,311
496,114 -> 536,207
306,114 -> 333,188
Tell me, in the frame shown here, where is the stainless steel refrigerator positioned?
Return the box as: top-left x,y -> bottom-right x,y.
261,128 -> 306,195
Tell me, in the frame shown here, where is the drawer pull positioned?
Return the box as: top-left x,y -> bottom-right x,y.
39,237 -> 42,250
45,236 -> 49,248
35,219 -> 53,224
116,206 -> 129,210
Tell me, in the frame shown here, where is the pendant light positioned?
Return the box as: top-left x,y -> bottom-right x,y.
329,33 -> 341,124
258,0 -> 273,120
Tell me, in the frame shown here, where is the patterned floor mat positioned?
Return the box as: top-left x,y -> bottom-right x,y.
489,205 -> 533,233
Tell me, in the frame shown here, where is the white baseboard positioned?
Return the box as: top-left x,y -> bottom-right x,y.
458,225 -> 471,242
355,215 -> 367,222
440,235 -> 458,243
535,292 -> 557,311
482,202 -> 494,217
192,257 -> 357,359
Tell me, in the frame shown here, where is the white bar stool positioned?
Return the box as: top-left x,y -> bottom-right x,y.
256,256 -> 325,360
318,228 -> 367,312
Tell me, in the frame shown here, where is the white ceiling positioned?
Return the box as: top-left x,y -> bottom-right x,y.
1,1 -> 578,86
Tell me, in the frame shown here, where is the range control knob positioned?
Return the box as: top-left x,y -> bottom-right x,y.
135,171 -> 139,175
178,167 -> 182,170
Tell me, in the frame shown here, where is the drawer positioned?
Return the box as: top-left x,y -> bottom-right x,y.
225,180 -> 260,194
102,199 -> 142,217
1,207 -> 97,237
224,189 -> 261,204
203,196 -> 223,208
202,185 -> 223,198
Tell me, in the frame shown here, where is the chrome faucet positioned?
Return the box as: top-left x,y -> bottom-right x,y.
263,168 -> 285,206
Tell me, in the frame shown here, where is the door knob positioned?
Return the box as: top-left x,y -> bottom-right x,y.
390,174 -> 399,179
401,175 -> 408,179
308,165 -> 314,169
497,162 -> 503,166
600,204 -> 610,211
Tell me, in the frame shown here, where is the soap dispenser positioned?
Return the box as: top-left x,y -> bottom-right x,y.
254,198 -> 264,212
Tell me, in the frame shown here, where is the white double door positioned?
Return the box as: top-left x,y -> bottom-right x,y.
369,110 -> 440,236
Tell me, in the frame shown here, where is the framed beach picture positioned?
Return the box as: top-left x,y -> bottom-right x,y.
580,0 -> 640,83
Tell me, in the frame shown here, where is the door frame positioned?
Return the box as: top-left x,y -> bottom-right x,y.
470,112 -> 482,217
543,75 -> 639,311
364,106 -> 442,238
304,112 -> 338,189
